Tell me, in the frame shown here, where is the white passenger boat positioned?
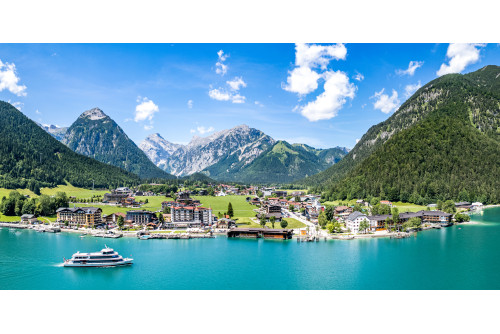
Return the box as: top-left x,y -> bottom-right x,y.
63,246 -> 133,267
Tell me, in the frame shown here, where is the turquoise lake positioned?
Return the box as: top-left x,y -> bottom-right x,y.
1,207 -> 499,290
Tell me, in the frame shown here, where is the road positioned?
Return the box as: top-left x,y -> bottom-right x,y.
283,209 -> 327,237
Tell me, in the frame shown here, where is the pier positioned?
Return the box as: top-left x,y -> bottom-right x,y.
227,228 -> 293,240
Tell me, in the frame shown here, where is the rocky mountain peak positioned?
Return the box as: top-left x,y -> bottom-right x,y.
80,107 -> 108,121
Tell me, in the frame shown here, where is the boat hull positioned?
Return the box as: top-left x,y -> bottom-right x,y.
63,259 -> 133,267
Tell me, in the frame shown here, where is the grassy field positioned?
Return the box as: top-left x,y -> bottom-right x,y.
41,184 -> 108,198
135,196 -> 173,211
0,188 -> 38,199
1,184 -> 108,200
237,217 -> 305,229
193,195 -> 257,218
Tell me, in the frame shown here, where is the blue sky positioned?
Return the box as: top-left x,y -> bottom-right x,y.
0,43 -> 499,149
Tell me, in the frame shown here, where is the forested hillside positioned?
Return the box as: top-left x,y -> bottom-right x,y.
312,65 -> 500,204
212,141 -> 348,184
0,101 -> 140,193
301,65 -> 500,187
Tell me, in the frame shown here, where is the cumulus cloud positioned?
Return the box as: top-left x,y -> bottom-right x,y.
282,66 -> 321,95
0,59 -> 27,96
215,50 -> 228,75
353,72 -> 364,81
187,100 -> 193,108
294,43 -> 347,69
209,87 -> 245,104
299,71 -> 356,122
208,88 -> 231,101
283,44 -> 355,121
226,77 -> 246,91
135,97 -> 159,122
283,43 -> 348,96
231,94 -> 245,104
437,44 -> 485,76
209,52 -> 247,104
396,61 -> 424,76
372,89 -> 400,114
191,126 -> 215,135
405,81 -> 422,97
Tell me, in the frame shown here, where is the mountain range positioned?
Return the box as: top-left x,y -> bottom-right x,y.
303,65 -> 500,204
140,125 -> 348,183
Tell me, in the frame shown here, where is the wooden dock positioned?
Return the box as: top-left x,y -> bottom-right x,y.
227,228 -> 293,240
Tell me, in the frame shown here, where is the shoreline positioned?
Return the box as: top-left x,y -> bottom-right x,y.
2,205 -> 496,241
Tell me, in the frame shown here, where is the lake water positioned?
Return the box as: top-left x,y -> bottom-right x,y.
1,207 -> 499,289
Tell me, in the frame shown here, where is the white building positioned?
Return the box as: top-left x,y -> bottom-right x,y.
345,211 -> 369,234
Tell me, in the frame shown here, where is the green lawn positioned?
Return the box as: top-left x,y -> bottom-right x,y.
135,196 -> 173,211
0,214 -> 22,222
193,195 -> 257,218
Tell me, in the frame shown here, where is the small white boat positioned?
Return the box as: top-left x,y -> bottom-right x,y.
63,246 -> 133,267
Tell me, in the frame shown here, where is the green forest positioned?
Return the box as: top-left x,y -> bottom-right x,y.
0,101 -> 141,192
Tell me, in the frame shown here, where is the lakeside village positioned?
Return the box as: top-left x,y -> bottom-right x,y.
0,183 -> 482,241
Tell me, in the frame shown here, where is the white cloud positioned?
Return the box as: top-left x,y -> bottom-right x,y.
396,61 -> 424,76
0,59 -> 27,96
231,94 -> 245,104
226,77 -> 246,91
209,52 -> 247,104
283,43 -> 348,96
284,44 -> 355,121
191,126 -> 215,135
209,87 -> 245,104
215,50 -> 228,75
299,71 -> 356,122
353,72 -> 364,81
372,88 -> 400,114
135,97 -> 159,122
255,101 -> 264,107
187,100 -> 193,108
405,81 -> 422,97
282,66 -> 321,95
437,44 -> 485,76
208,88 -> 231,101
295,43 -> 347,69
144,125 -> 153,130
